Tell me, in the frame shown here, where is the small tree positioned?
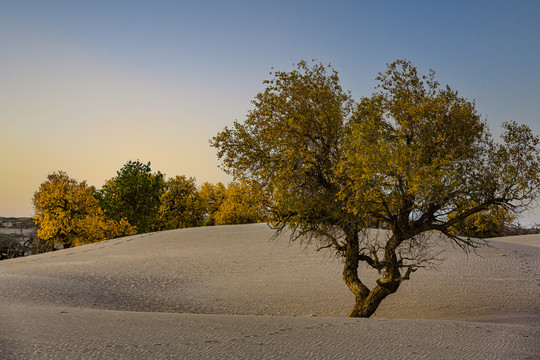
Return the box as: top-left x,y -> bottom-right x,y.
159,175 -> 203,229
99,161 -> 165,233
33,171 -> 136,249
198,182 -> 227,226
212,60 -> 540,317
214,181 -> 265,225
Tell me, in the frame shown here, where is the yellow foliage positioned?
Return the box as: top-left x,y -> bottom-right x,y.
214,181 -> 264,225
448,205 -> 515,238
198,182 -> 226,226
33,171 -> 136,248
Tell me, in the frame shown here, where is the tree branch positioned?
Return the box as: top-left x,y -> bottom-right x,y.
376,266 -> 417,285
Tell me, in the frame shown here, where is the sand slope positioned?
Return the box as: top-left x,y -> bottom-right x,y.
1,224 -> 538,359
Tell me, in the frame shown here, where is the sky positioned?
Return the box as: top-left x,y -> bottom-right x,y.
1,1 -> 539,224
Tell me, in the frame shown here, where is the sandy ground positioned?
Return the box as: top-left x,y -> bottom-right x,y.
1,223 -> 538,359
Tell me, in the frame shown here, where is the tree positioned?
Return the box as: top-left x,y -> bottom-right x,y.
99,161 -> 165,233
198,182 -> 227,226
33,171 -> 136,249
159,175 -> 203,229
214,181 -> 265,225
448,205 -> 515,238
212,60 -> 540,317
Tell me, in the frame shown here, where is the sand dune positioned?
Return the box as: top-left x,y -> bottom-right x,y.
1,224 -> 538,359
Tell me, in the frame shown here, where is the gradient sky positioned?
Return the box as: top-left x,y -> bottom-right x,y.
1,1 -> 539,224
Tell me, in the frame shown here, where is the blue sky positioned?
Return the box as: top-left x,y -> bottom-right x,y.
1,1 -> 539,223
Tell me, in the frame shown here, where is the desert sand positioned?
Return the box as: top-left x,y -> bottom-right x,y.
1,223 -> 538,359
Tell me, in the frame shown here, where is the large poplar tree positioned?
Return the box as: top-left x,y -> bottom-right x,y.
212,60 -> 540,317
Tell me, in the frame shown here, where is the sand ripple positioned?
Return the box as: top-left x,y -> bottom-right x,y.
1,224 -> 538,358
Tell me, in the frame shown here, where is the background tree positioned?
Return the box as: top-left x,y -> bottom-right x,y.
33,171 -> 135,249
198,182 -> 226,226
448,205 -> 515,238
212,60 -> 540,317
159,175 -> 203,229
99,161 -> 165,233
214,181 -> 265,225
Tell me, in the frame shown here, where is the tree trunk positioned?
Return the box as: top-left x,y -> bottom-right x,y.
342,230 -> 403,318
347,284 -> 397,317
342,229 -> 370,316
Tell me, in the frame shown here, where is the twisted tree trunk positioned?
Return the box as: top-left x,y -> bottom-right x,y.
342,229 -> 403,317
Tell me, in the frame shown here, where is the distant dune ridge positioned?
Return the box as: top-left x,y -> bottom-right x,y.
1,223 -> 538,359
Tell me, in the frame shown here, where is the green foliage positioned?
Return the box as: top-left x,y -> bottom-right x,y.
159,176 -> 203,230
99,161 -> 165,233
32,171 -> 136,249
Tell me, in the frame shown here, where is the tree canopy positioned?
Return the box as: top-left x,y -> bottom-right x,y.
198,182 -> 227,226
30,161 -> 272,255
33,171 -> 135,248
99,161 -> 165,233
159,175 -> 203,230
212,59 -> 540,317
214,181 -> 265,225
